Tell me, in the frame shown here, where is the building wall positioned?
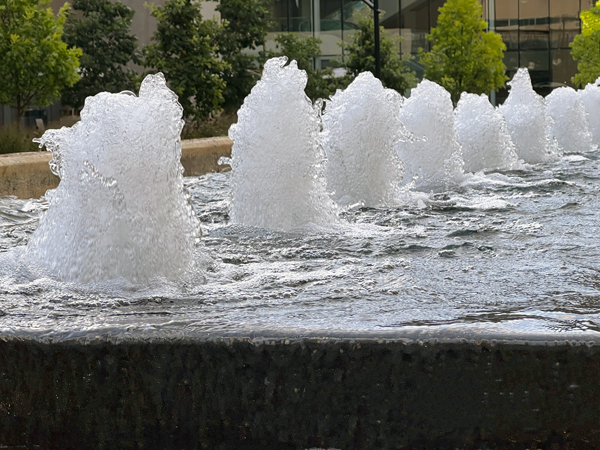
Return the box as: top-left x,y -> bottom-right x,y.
267,0 -> 596,97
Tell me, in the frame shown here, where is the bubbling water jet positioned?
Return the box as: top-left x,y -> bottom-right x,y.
228,57 -> 338,230
454,92 -> 520,173
395,79 -> 464,188
26,73 -> 199,284
321,72 -> 406,207
578,77 -> 600,147
545,86 -> 592,154
498,68 -> 556,163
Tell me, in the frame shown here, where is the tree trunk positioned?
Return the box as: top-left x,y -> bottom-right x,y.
15,94 -> 23,131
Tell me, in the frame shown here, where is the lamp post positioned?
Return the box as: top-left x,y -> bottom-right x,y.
361,0 -> 381,78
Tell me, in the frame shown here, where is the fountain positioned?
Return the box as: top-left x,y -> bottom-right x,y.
229,57 -> 338,230
578,77 -> 600,146
1,61 -> 600,448
545,86 -> 593,154
25,73 -> 199,284
454,92 -> 520,173
321,72 -> 406,207
498,68 -> 557,163
396,79 -> 464,188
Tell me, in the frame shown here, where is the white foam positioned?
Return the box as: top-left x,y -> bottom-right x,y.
26,73 -> 199,284
321,72 -> 406,207
396,79 -> 464,188
229,57 -> 338,230
498,68 -> 556,163
455,92 -> 520,173
546,86 -> 593,154
579,80 -> 600,147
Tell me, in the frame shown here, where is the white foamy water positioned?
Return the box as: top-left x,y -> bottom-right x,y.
396,79 -> 464,188
25,73 -> 199,284
498,68 -> 556,164
454,92 -> 520,173
545,86 -> 593,154
579,78 -> 600,147
321,72 -> 406,207
228,57 -> 338,230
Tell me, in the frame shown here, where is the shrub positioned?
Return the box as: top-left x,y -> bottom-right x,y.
0,126 -> 39,154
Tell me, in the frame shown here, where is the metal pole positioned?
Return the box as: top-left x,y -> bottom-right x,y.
488,0 -> 496,105
361,0 -> 381,78
374,0 -> 380,78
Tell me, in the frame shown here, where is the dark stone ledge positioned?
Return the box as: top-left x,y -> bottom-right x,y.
0,334 -> 599,449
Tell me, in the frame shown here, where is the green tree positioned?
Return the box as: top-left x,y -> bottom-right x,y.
571,1 -> 600,87
0,0 -> 81,127
267,33 -> 348,101
420,0 -> 507,104
342,13 -> 416,95
216,0 -> 272,111
144,0 -> 227,121
61,0 -> 140,110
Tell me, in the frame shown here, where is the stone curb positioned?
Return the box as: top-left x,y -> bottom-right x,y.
0,136 -> 233,199
0,338 -> 599,448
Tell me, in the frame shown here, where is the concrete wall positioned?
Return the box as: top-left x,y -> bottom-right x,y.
0,337 -> 599,449
0,137 -> 232,199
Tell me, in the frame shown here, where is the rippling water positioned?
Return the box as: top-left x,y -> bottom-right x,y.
1,152 -> 600,340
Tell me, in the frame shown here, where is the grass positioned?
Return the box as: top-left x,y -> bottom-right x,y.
0,125 -> 40,154
181,111 -> 238,140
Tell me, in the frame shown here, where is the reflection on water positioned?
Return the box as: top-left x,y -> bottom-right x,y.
1,151 -> 600,340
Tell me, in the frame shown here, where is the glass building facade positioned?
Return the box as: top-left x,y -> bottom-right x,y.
266,0 -> 597,99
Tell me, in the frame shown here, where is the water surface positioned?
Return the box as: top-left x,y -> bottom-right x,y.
1,153 -> 600,342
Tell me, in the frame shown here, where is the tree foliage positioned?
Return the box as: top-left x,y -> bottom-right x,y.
0,0 -> 81,125
61,0 -> 140,109
420,0 -> 507,104
216,0 -> 272,111
144,0 -> 226,121
342,13 -> 416,95
267,33 -> 347,101
571,1 -> 600,87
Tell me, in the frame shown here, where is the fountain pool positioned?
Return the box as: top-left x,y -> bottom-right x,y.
1,61 -> 600,448
2,153 -> 600,340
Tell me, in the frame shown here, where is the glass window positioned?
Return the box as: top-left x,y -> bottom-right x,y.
380,0 -> 400,30
504,50 -> 519,72
550,0 -> 581,17
499,30 -> 519,51
318,0 -> 344,57
401,0 -> 431,53
520,30 -> 550,50
551,48 -> 578,87
495,0 -> 518,23
429,0 -> 445,28
289,0 -> 312,32
341,0 -> 367,46
550,0 -> 581,49
343,0 -> 368,28
520,50 -> 550,72
519,0 -> 549,50
494,0 -> 518,50
320,0 -> 343,31
519,0 -> 549,19
269,0 -> 289,32
550,29 -> 579,49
